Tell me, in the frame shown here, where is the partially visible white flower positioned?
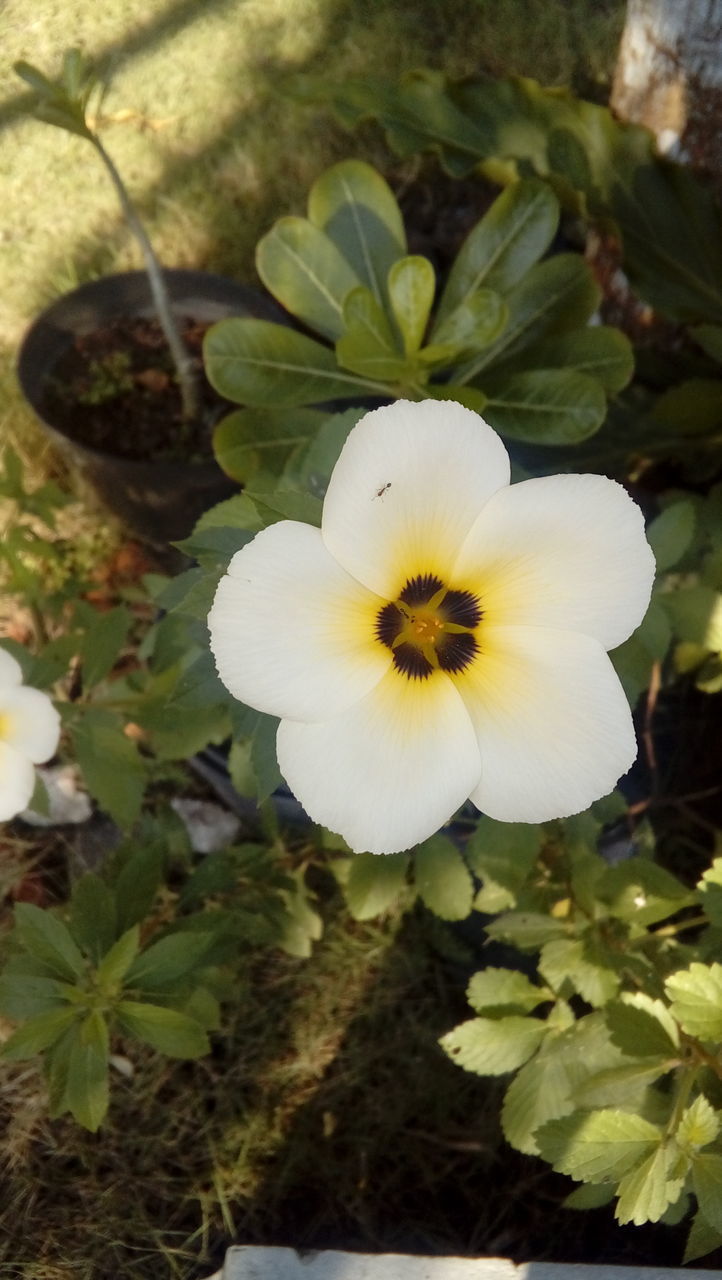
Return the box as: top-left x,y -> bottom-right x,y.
0,648 -> 61,822
208,400 -> 655,855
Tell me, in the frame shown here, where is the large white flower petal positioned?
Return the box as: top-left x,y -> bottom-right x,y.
0,648 -> 23,689
455,625 -> 637,823
322,399 -> 511,598
277,669 -> 481,854
0,741 -> 36,820
209,520 -> 391,723
453,473 -> 655,651
0,686 -> 61,763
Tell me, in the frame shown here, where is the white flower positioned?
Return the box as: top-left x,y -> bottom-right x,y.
209,400 -> 655,854
0,648 -> 61,821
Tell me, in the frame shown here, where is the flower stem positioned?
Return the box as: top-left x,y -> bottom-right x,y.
90,135 -> 201,426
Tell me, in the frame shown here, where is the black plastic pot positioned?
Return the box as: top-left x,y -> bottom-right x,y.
16,269 -> 284,544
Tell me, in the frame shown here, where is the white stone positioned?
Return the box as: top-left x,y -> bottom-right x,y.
170,797 -> 241,853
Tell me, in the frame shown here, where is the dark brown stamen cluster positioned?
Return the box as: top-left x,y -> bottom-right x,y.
375,573 -> 482,680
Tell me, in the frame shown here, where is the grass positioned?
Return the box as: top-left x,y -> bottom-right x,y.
0,2 -> 628,1276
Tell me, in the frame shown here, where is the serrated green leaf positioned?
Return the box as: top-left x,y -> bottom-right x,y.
465,818 -> 542,909
13,903 -> 86,983
665,962 -> 722,1041
616,1142 -> 686,1226
95,926 -> 141,992
692,1154 -> 722,1232
485,911 -> 568,951
69,873 -> 116,962
116,1000 -> 209,1059
0,1006 -> 77,1060
387,256 -> 435,355
574,1060 -> 673,1109
605,993 -> 680,1058
684,1210 -> 722,1264
539,937 -> 619,1006
414,836 -> 473,921
277,870 -> 323,958
441,1015 -> 546,1076
307,159 -> 406,304
204,318 -> 387,409
336,286 -> 408,381
699,858 -> 722,928
344,852 -> 410,921
598,856 -> 693,927
126,932 -> 215,992
256,216 -> 361,341
437,179 -> 559,323
647,501 -> 696,572
71,708 -> 145,829
537,1109 -> 661,1183
482,368 -> 606,445
678,1096 -> 721,1153
466,968 -> 545,1017
79,605 -> 131,688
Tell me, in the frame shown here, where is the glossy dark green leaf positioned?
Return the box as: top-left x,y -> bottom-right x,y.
308,159 -> 406,303
482,368 -> 605,444
387,256 -> 435,354
336,286 -> 409,382
212,407 -> 326,484
256,216 -> 360,340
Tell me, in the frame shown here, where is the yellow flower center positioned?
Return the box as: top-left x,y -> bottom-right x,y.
375,573 -> 482,680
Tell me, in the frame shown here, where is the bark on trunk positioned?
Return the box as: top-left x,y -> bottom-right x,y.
611,0 -> 722,191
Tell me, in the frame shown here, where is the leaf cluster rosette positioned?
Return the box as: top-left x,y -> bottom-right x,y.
208,398 -> 654,854
203,160 -> 633,474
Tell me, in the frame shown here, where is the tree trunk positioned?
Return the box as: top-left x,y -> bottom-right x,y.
611,0 -> 722,189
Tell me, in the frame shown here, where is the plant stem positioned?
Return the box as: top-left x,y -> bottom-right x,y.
90,135 -> 201,425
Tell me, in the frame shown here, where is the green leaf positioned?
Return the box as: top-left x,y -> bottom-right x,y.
212,407 -> 326,484
692,1154 -> 722,1232
307,159 -> 406,305
653,379 -> 722,436
113,843 -> 164,933
427,288 -> 507,360
457,253 -> 600,381
71,708 -> 145,829
63,1014 -> 110,1131
256,216 -> 361,341
699,857 -> 722,928
1,1006 -> 77,1060
251,714 -> 282,804
204,318 -> 387,408
647,501 -> 696,572
79,605 -> 131,688
537,1109 -> 661,1184
95,926 -> 141,992
482,368 -> 606,445
387,256 -> 435,355
485,911 -> 569,951
277,870 -> 323,958
13,903 -> 86,983
116,1000 -> 209,1059
284,407 -> 365,497
678,1096 -> 721,1153
684,1211 -> 722,1264
69,874 -> 116,962
539,937 -> 619,1006
441,1014 -> 546,1076
505,326 -> 634,394
465,818 -> 542,911
344,852 -> 410,921
665,962 -> 722,1040
437,179 -> 559,323
605,993 -> 680,1058
336,286 -> 408,381
466,968 -> 545,1017
616,1142 -> 686,1226
244,487 -> 323,528
414,836 -> 473,921
692,324 -> 722,365
598,856 -> 694,927
564,1183 -> 616,1210
126,932 -> 216,992
0,969 -> 71,1019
